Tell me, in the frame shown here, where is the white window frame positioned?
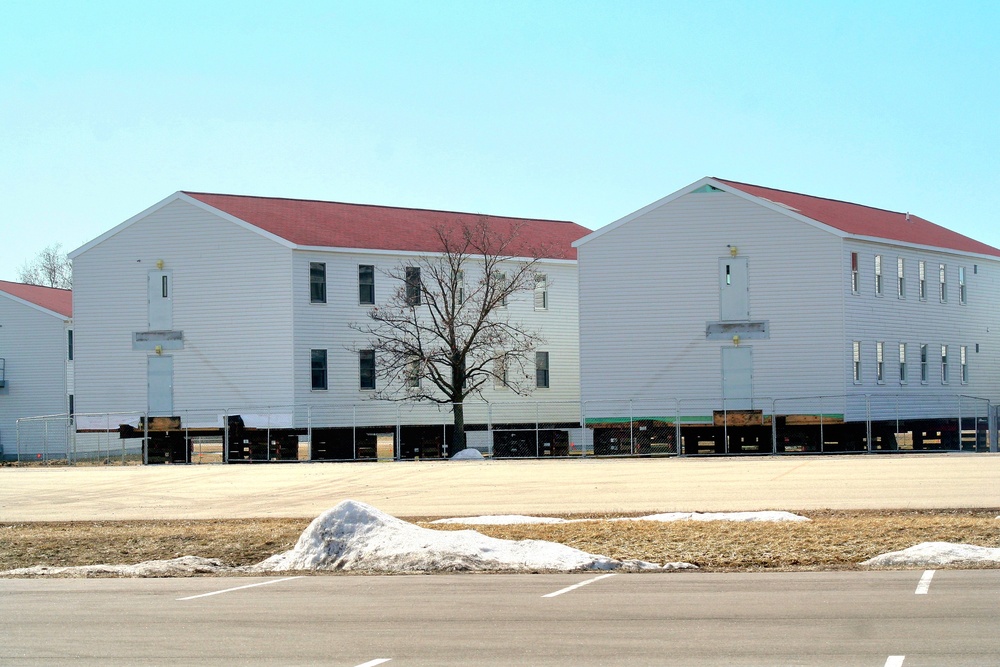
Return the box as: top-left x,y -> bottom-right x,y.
939,264 -> 947,303
852,341 -> 861,384
918,261 -> 926,300
359,349 -> 376,391
851,252 -> 859,294
874,255 -> 883,296
876,341 -> 884,384
359,264 -> 375,305
898,342 -> 907,384
534,273 -> 548,311
960,345 -> 968,384
897,257 -> 905,299
536,351 -> 550,388
959,266 -> 967,305
310,262 -> 327,304
920,344 -> 928,384
940,344 -> 949,384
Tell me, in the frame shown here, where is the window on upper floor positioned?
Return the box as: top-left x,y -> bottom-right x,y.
359,265 -> 375,305
310,262 -> 326,304
897,258 -> 905,299
939,264 -> 947,303
360,349 -> 376,391
534,273 -> 548,311
67,330 -> 74,361
494,271 -> 508,307
851,252 -> 859,294
959,266 -> 967,305
536,351 -> 550,388
874,255 -> 883,296
918,261 -> 926,300
311,349 -> 328,390
405,267 -> 421,306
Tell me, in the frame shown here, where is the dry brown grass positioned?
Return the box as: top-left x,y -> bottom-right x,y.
2,509 -> 998,573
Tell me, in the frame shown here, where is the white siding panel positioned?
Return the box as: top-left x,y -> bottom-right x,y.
0,298 -> 70,457
579,190 -> 845,419
73,199 -> 294,417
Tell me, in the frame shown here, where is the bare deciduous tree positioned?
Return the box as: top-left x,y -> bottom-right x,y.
17,244 -> 72,289
351,216 -> 548,452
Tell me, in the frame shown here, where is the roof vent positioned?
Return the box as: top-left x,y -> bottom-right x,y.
905,212 -> 911,222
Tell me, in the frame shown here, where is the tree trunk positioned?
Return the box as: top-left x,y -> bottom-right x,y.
452,401 -> 466,454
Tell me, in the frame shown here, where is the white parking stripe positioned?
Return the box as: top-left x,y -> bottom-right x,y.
353,660 -> 391,667
176,576 -> 304,601
885,656 -> 905,667
915,570 -> 935,595
542,573 -> 617,598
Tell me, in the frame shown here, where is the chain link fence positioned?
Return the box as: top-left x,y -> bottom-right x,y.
11,393 -> 997,464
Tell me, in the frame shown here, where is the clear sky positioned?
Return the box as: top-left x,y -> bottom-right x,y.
2,0 -> 998,282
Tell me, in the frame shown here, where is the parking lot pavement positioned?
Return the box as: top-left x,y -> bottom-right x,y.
4,570 -> 1000,665
2,454 -> 999,521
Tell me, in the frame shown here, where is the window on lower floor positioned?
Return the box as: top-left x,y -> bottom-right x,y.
311,349 -> 328,390
535,351 -> 550,388
920,344 -> 928,383
960,345 -> 968,384
406,356 -> 420,389
360,349 -> 376,390
876,341 -> 884,383
852,341 -> 861,383
941,344 -> 949,383
898,343 -> 907,384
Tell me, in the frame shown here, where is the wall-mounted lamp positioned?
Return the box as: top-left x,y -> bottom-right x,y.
732,335 -> 740,347
156,259 -> 164,269
728,245 -> 739,257
155,345 -> 163,355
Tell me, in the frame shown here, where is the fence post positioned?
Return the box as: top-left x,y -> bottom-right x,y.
771,398 -> 777,454
990,402 -> 998,453
352,405 -> 357,461
307,405 -> 312,461
957,396 -> 963,452
865,395 -> 872,453
220,410 -> 226,465
535,402 -> 540,458
675,400 -> 682,456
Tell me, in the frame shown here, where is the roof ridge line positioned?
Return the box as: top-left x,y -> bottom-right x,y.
182,191 -> 578,225
715,178 -> 914,219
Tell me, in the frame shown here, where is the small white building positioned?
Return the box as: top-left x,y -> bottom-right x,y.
574,177 -> 1000,454
69,192 -> 588,460
0,280 -> 73,460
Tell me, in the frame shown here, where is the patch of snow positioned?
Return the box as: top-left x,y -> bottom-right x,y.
450,448 -> 485,460
433,511 -> 810,525
431,515 -> 571,525
862,542 -> 1000,567
0,556 -> 228,578
254,500 -> 693,572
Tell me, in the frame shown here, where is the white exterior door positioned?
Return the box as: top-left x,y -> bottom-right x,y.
148,270 -> 173,330
721,346 -> 752,411
148,355 -> 173,415
719,257 -> 749,321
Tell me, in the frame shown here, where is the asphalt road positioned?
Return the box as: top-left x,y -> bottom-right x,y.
3,570 -> 998,666
3,453 -> 1000,521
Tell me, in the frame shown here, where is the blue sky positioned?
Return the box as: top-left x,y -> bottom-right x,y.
2,1 -> 998,282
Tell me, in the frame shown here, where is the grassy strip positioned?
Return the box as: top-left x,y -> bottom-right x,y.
2,510 -> 998,573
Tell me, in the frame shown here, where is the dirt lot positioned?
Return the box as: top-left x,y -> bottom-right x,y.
3,509 -> 998,573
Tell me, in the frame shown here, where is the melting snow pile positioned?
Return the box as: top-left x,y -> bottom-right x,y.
1,556 -> 227,578
432,511 -> 810,525
862,542 -> 1000,567
254,500 -> 693,572
450,448 -> 485,460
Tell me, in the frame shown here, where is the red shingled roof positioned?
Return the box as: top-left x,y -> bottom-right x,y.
716,179 -> 1000,258
0,280 -> 72,318
184,192 -> 589,260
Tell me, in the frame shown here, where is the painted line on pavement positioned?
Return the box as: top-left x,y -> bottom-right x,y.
354,660 -> 391,667
885,656 -> 905,667
177,577 -> 304,601
915,570 -> 935,595
542,573 -> 617,598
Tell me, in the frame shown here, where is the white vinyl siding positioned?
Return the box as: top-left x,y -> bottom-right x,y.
72,198 -> 295,415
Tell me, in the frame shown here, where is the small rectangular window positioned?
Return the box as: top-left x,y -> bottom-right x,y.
959,267 -> 966,305
874,255 -> 883,295
920,344 -> 928,383
897,257 -> 905,298
310,262 -> 326,303
918,261 -> 926,300
455,269 -> 465,305
960,345 -> 968,384
898,343 -> 907,384
494,271 -> 508,307
67,329 -> 74,361
162,275 -> 169,299
851,252 -> 859,294
493,356 -> 508,389
406,356 -> 420,388
939,264 -> 947,302
405,267 -> 421,306
852,341 -> 861,383
360,349 -> 376,390
311,349 -> 327,390
534,273 -> 548,311
359,265 -> 375,305
536,351 -> 550,388
941,344 -> 949,383
876,341 -> 884,383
